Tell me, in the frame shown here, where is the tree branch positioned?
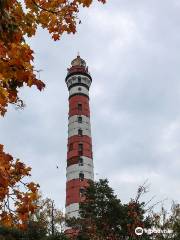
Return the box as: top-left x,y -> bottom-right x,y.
31,0 -> 60,14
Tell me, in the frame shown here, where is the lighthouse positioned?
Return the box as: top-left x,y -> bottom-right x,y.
65,55 -> 94,219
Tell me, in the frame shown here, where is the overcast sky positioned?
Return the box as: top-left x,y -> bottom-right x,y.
1,0 -> 180,211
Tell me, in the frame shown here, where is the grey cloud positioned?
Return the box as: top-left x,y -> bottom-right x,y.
0,0 -> 180,209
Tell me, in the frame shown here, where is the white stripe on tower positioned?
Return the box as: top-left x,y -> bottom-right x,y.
69,85 -> 89,97
65,55 -> 94,222
68,115 -> 91,138
66,162 -> 94,182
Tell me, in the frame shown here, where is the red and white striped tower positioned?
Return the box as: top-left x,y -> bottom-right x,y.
65,55 -> 94,219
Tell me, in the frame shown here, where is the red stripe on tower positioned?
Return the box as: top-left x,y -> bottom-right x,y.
65,55 -> 94,222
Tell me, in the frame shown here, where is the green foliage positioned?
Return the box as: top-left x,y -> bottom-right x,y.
81,179 -> 125,238
68,179 -> 151,240
0,224 -> 68,240
24,220 -> 47,240
0,225 -> 22,240
0,221 -> 46,240
47,233 -> 69,240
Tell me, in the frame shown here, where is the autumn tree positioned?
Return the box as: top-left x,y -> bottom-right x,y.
24,197 -> 68,240
0,144 -> 39,228
146,202 -> 180,240
31,197 -> 66,236
123,183 -> 152,239
123,200 -> 150,239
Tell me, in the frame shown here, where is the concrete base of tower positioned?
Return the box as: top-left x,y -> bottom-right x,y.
66,203 -> 79,218
65,203 -> 80,238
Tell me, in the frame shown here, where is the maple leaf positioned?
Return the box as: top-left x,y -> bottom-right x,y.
52,33 -> 60,41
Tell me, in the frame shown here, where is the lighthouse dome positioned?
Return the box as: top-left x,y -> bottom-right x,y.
71,55 -> 86,67
66,54 -> 91,81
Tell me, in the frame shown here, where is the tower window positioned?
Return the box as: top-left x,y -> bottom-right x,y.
79,157 -> 83,166
78,129 -> 83,136
78,76 -> 81,83
79,172 -> 84,181
78,103 -> 82,111
78,87 -> 82,91
80,187 -> 85,197
78,144 -> 83,151
78,116 -> 82,123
